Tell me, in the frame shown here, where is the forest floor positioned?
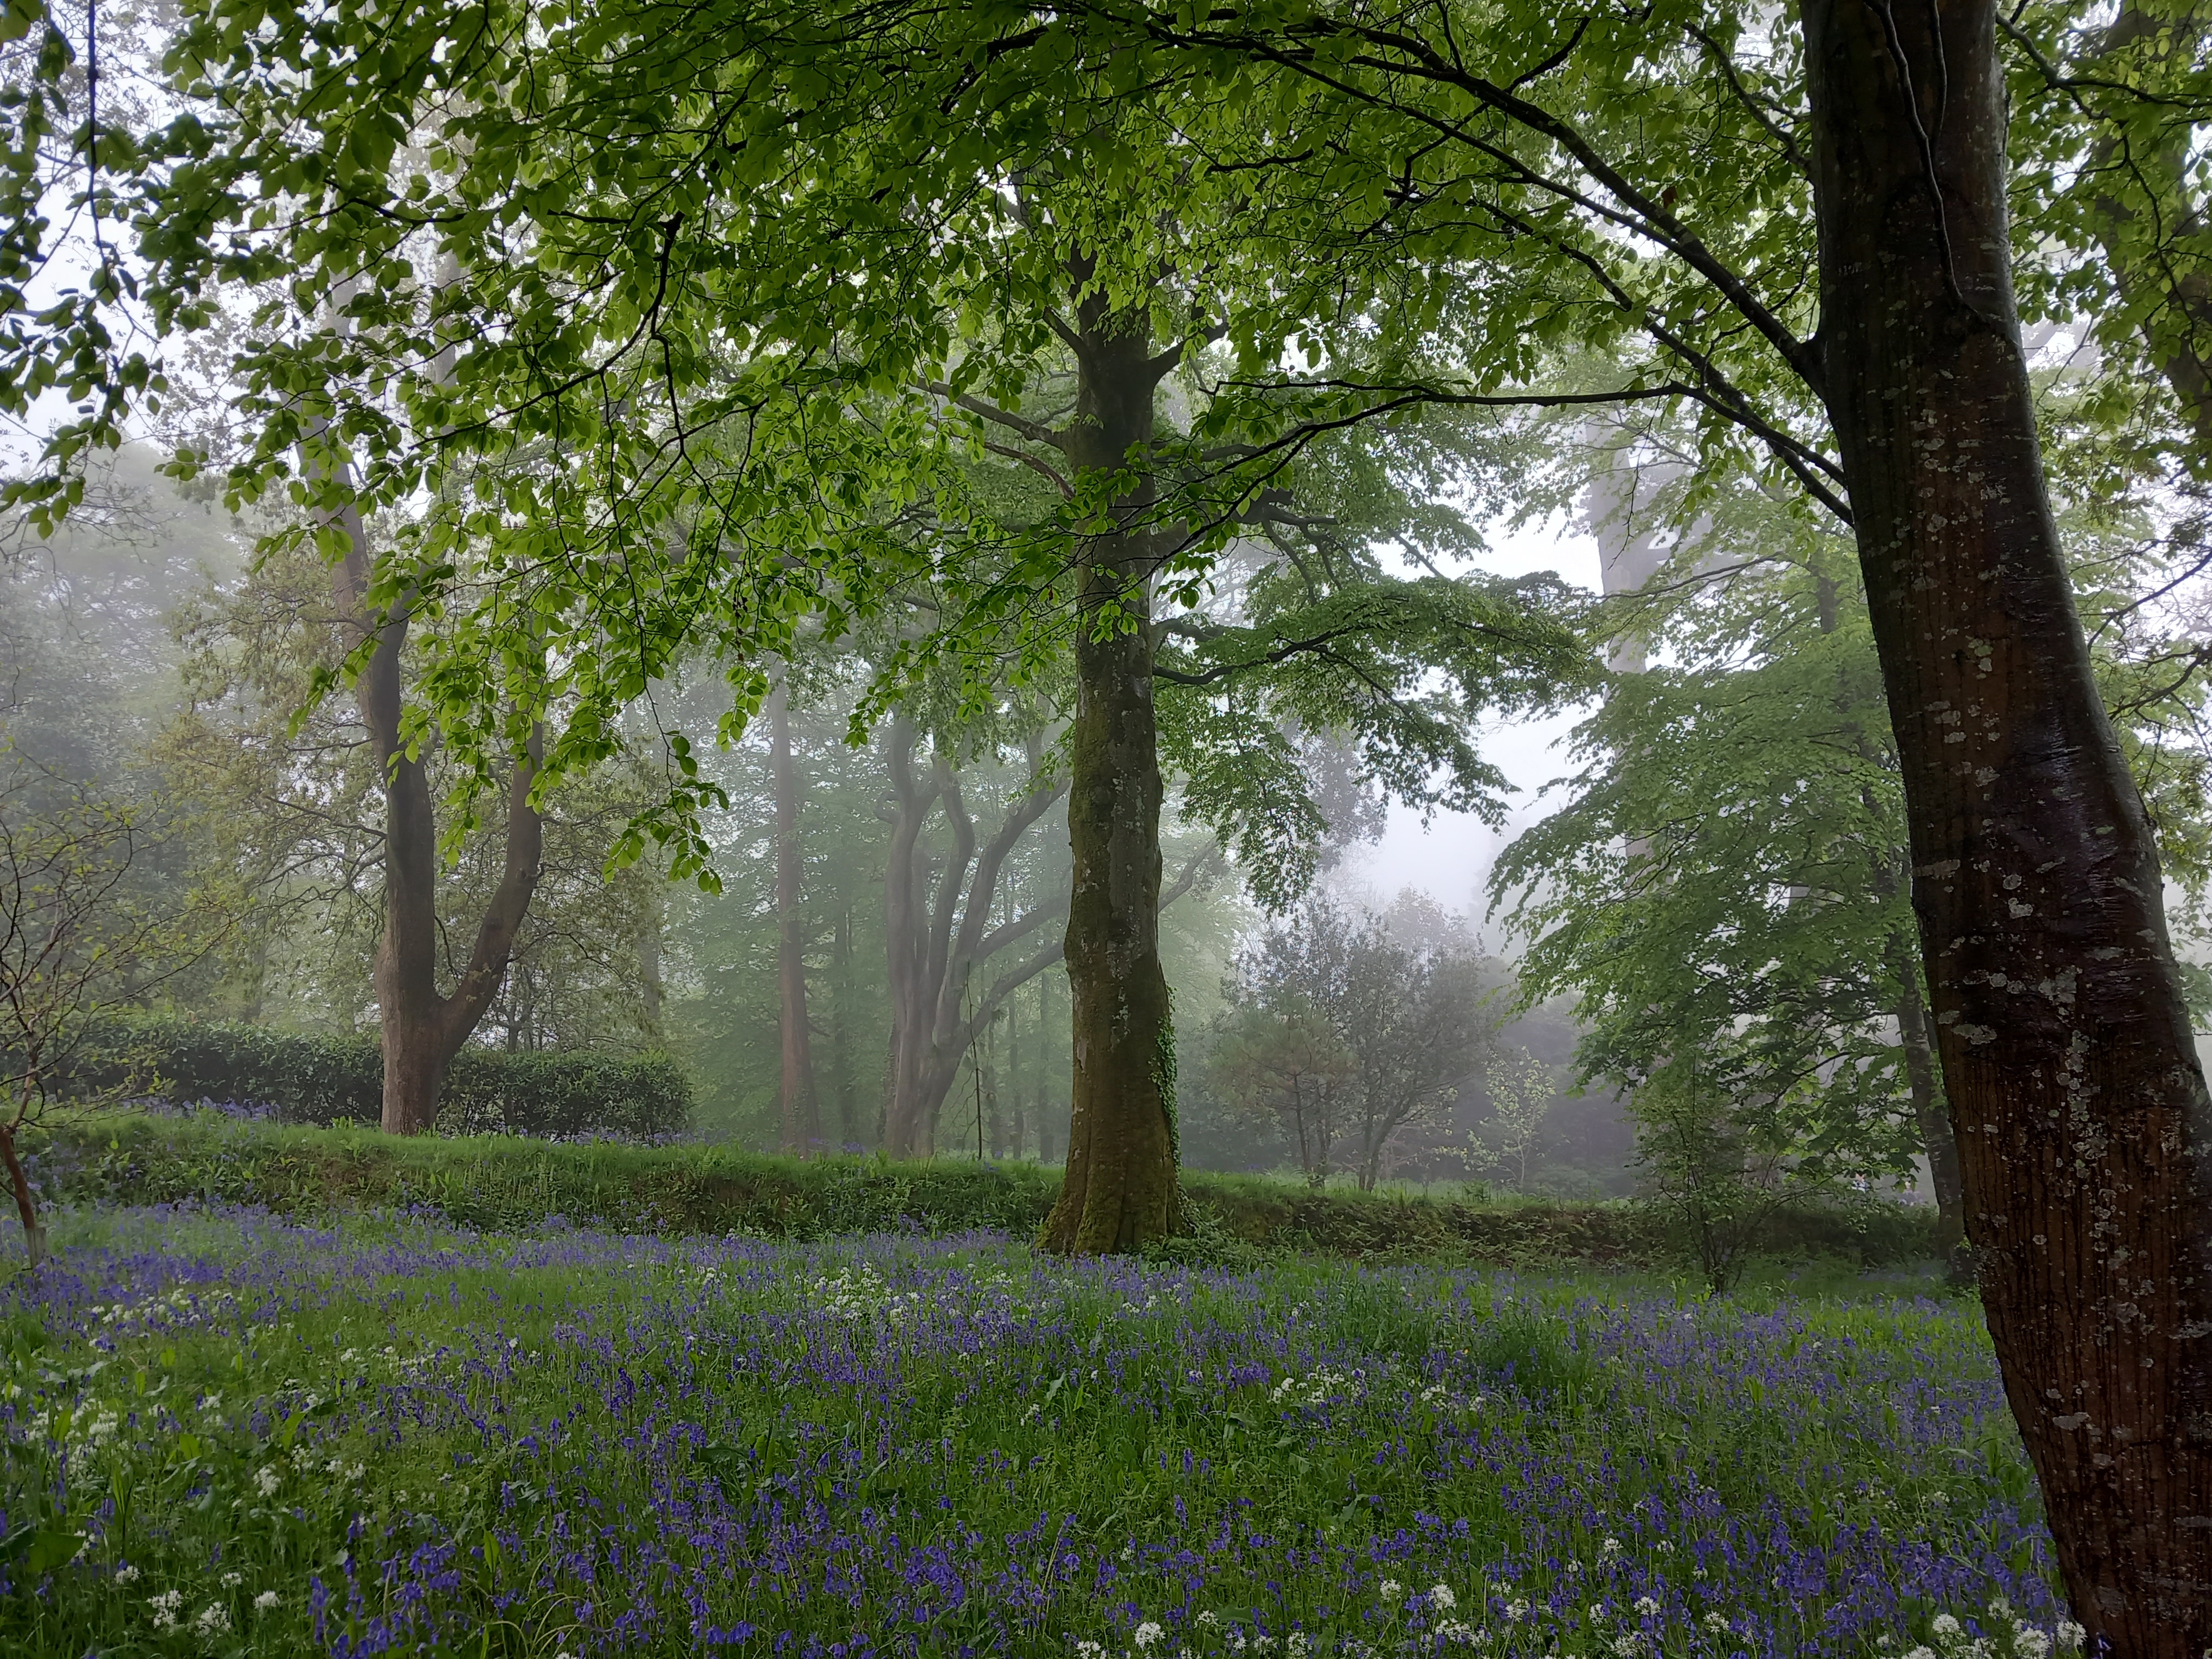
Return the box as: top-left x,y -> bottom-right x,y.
0,1205 -> 2068,1659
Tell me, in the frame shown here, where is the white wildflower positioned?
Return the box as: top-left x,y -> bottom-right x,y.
1135,1623 -> 1165,1650
1286,1633 -> 1309,1659
1599,1536 -> 1623,1560
114,1564 -> 140,1584
194,1603 -> 233,1638
2057,1623 -> 2087,1652
1905,1648 -> 1939,1659
220,1571 -> 243,1587
150,1590 -> 185,1631
1505,1600 -> 1529,1623
2015,1631 -> 2052,1659
1379,1579 -> 1404,1603
254,1465 -> 281,1497
1427,1584 -> 1457,1613
1613,1637 -> 1642,1657
1197,1612 -> 1221,1629
1703,1614 -> 1731,1634
1075,1643 -> 1106,1659
1933,1616 -> 1964,1639
1634,1597 -> 1661,1617
254,1591 -> 280,1611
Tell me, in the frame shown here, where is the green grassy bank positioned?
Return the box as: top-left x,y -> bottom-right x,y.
16,1109 -> 1945,1268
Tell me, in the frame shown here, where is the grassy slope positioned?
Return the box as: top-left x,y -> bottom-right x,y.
20,1111 -> 1944,1269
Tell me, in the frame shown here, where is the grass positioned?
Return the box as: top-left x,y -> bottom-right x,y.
0,1200 -> 2066,1659
17,1111 -> 1946,1273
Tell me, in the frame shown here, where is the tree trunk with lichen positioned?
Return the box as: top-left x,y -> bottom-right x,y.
1039,279 -> 1179,1254
1805,3 -> 2212,1649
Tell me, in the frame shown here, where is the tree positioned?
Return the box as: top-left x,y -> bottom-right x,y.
1804,9 -> 2210,1641
1467,1043 -> 1557,1198
1493,491 -> 1966,1256
1208,993 -> 1351,1188
1036,4 -> 2212,1639
1217,895 -> 1492,1191
7,2 -> 1587,1253
161,527 -> 665,1063
881,715 -> 1069,1158
770,679 -> 821,1154
0,753 -> 226,1265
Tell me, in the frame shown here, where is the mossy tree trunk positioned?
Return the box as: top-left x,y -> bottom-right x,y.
1039,275 -> 1180,1253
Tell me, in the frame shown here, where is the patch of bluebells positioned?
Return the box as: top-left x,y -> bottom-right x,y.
0,1207 -> 2073,1658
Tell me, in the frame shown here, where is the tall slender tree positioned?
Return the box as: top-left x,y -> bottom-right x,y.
769,679 -> 820,1153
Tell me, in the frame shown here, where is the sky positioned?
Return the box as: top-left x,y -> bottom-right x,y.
1341,513 -> 1605,937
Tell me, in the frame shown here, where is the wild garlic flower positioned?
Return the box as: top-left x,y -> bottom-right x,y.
1135,1623 -> 1164,1650
1427,1585 -> 1456,1613
254,1590 -> 280,1611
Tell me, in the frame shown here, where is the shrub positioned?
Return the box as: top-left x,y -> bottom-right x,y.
20,1113 -> 1947,1274
45,1017 -> 690,1140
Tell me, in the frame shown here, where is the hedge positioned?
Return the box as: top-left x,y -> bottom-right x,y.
15,1111 -> 1949,1273
47,1017 -> 690,1141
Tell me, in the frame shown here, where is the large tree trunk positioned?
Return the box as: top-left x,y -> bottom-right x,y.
771,683 -> 820,1153
325,492 -> 545,1136
1804,4 -> 2212,1649
1040,281 -> 1180,1253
